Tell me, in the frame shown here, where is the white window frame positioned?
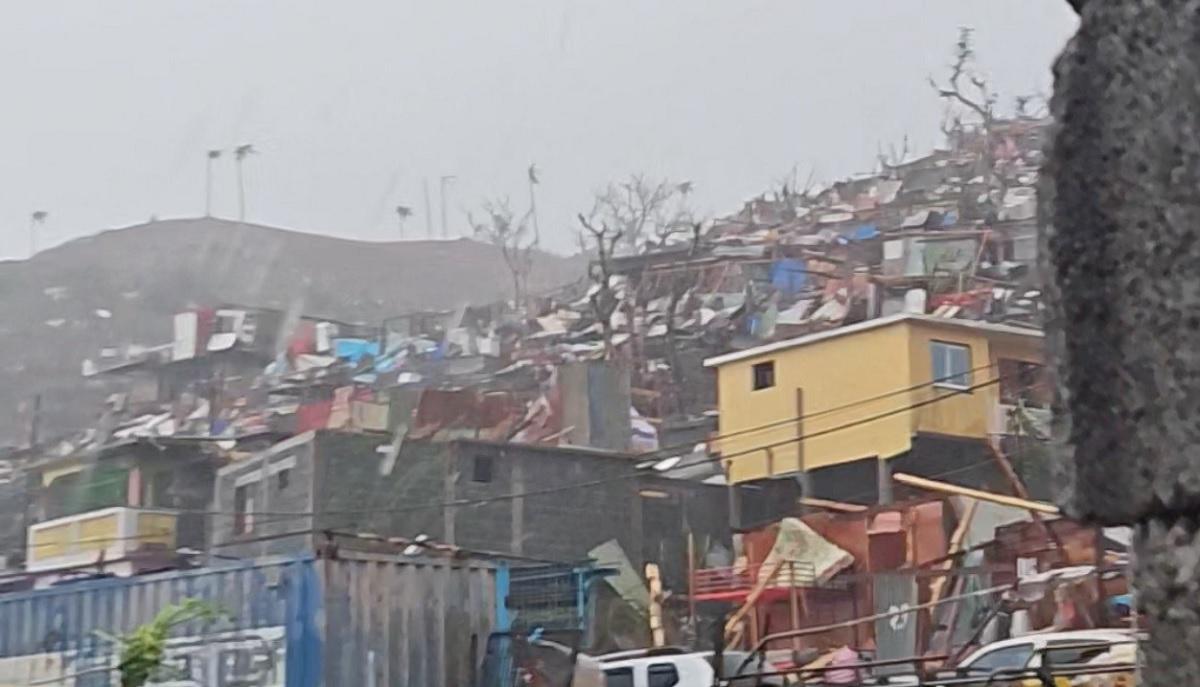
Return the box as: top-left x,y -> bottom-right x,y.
751,360 -> 776,391
930,341 -> 971,390
233,483 -> 255,535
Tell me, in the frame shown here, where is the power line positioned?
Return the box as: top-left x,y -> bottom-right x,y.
646,361 -> 1002,458
6,374 -> 1040,564
138,372 -> 1016,521
209,450 -> 1031,552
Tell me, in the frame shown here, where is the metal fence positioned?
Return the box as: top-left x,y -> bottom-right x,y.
500,563 -> 612,635
320,551 -> 496,687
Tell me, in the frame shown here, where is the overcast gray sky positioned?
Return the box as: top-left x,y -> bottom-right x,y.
0,1 -> 1076,257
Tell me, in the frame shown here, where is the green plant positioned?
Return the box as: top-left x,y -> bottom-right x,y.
97,598 -> 228,687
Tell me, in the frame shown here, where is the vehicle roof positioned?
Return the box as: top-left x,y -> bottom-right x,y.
596,647 -> 691,663
597,652 -> 713,669
961,629 -> 1134,661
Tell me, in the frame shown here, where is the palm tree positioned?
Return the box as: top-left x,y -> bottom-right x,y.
395,205 -> 412,236
527,163 -> 541,243
234,144 -> 257,221
28,211 -> 47,257
205,150 -> 222,216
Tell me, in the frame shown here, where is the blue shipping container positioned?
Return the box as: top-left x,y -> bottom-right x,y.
0,552 -> 497,687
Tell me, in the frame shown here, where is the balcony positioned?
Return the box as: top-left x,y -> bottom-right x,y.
989,402 -> 1051,441
27,507 -> 176,572
691,560 -> 817,603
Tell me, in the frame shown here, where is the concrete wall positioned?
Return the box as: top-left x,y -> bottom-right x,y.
212,432 -> 317,560
714,318 -> 1044,484
715,320 -> 913,482
448,441 -> 641,563
214,432 -> 729,593
558,361 -> 633,451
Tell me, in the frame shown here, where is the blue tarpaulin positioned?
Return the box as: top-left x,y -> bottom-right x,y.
851,223 -> 880,240
333,338 -> 380,363
770,258 -> 808,294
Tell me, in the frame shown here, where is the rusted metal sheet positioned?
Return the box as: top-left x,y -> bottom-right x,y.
872,573 -> 918,675
320,551 -> 497,687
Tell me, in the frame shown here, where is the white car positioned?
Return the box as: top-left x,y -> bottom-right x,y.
952,629 -> 1137,684
597,648 -> 787,687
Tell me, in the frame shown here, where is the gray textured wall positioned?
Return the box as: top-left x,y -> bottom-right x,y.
211,432 -> 317,560
1043,1 -> 1200,682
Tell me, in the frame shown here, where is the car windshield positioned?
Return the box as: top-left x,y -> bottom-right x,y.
964,644 -> 1034,673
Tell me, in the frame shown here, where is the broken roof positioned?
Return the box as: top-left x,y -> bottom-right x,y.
703,312 -> 1042,368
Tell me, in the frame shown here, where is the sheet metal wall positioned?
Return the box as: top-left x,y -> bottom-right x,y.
0,556 -> 321,687
320,551 -> 497,687
0,553 -> 496,687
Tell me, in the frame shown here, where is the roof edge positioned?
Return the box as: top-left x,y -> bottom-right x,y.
703,314 -> 1042,368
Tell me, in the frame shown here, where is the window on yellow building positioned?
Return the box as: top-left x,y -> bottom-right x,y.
752,361 -> 775,390
999,359 -> 1050,408
931,341 -> 971,389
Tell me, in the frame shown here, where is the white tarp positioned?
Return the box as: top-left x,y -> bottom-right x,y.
760,517 -> 854,586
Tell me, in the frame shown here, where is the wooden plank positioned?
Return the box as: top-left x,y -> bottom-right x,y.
892,473 -> 1060,514
987,440 -> 1066,554
724,560 -> 784,640
788,561 -> 802,655
799,496 -> 868,513
928,499 -> 978,609
795,388 -> 805,476
646,563 -> 665,647
687,532 -> 697,624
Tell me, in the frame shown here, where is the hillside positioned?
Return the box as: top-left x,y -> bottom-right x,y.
0,217 -> 586,443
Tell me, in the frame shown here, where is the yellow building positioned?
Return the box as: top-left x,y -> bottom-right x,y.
704,313 -> 1045,487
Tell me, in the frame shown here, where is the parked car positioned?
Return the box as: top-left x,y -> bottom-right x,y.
597,648 -> 788,686
949,629 -> 1137,686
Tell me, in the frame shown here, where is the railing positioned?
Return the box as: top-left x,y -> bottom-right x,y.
692,560 -> 818,597
26,507 -> 176,572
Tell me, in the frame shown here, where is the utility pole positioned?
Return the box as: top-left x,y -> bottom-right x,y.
439,175 -> 456,238
234,143 -> 256,222
28,394 -> 40,448
423,178 -> 433,238
528,163 -> 541,243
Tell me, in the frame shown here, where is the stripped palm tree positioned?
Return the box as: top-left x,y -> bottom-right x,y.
395,205 -> 413,236
29,211 -> 47,257
205,150 -> 222,217
234,144 -> 257,222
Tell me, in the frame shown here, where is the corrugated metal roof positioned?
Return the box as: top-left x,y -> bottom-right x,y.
703,313 -> 1043,368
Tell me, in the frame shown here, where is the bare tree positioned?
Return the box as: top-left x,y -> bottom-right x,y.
661,222 -> 705,412
469,199 -> 538,305
577,214 -> 624,359
877,135 -> 911,171
590,174 -> 694,252
929,27 -> 997,180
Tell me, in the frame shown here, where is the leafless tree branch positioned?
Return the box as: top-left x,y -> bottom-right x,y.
589,174 -> 694,251
470,198 -> 538,305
